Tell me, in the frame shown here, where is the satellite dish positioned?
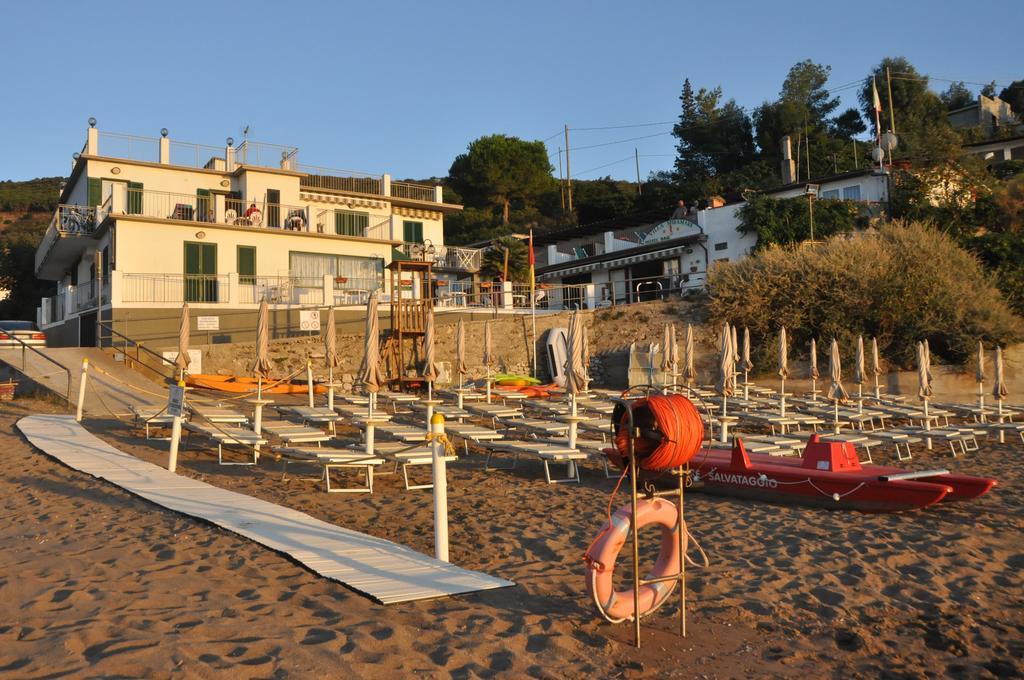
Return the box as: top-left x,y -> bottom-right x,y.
871,147 -> 885,162
881,132 -> 899,152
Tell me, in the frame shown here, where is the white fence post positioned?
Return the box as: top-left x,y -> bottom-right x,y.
75,358 -> 89,422
431,413 -> 449,562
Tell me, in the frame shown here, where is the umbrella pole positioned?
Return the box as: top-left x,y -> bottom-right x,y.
485,369 -> 492,403
720,395 -> 729,444
978,382 -> 984,411
257,375 -> 262,400
833,399 -> 839,434
567,394 -> 578,478
874,375 -> 880,400
328,366 -> 335,411
306,360 -> 314,408
811,378 -> 817,401
426,381 -> 434,424
779,378 -> 786,417
743,370 -> 749,400
458,374 -> 464,410
998,398 -> 1005,443
857,385 -> 863,413
924,397 -> 932,450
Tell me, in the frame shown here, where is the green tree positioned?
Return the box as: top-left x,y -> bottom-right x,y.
940,81 -> 976,111
737,194 -> 865,247
672,79 -> 756,199
448,135 -> 553,225
480,236 -> 529,282
858,57 -> 961,162
998,80 -> 1024,118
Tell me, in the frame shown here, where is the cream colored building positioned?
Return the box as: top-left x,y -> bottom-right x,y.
35,121 -> 478,347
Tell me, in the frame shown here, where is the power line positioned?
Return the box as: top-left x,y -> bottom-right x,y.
571,155 -> 635,178
572,120 -> 677,132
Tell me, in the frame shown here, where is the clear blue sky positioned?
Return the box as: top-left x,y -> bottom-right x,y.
1,0 -> 1020,183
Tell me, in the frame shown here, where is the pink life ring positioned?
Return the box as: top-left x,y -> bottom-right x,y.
584,498 -> 683,623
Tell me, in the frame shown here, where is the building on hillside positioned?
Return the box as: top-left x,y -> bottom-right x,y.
533,167 -> 889,308
947,95 -> 1020,137
962,133 -> 1024,163
35,121 -> 480,347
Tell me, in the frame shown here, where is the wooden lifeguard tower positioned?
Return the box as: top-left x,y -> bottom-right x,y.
386,256 -> 434,390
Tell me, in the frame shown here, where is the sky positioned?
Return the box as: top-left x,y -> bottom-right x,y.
0,0 -> 1020,183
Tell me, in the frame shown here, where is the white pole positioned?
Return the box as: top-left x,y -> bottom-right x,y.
431,412 -> 449,562
365,419 -> 376,456
923,398 -> 932,450
811,378 -> 817,402
75,358 -> 89,422
485,369 -> 492,403
426,380 -> 434,425
306,359 -> 314,408
167,379 -> 185,473
253,400 -> 265,457
720,394 -> 729,443
779,377 -> 786,417
978,382 -> 984,411
874,375 -> 880,400
457,373 -> 464,410
857,385 -> 863,413
328,366 -> 335,411
743,370 -> 749,400
257,375 -> 262,400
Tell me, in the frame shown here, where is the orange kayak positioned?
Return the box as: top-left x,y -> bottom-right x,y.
186,374 -> 327,395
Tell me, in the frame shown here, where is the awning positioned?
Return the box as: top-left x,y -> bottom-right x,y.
537,240 -> 702,280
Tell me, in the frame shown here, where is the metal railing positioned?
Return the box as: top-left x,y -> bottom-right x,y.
238,276 -> 324,306
299,165 -> 384,195
170,140 -> 226,170
0,323 -> 72,402
332,276 -> 382,306
35,205 -> 101,273
96,131 -> 161,163
40,293 -> 67,325
121,273 -> 229,304
390,180 -> 437,202
235,140 -> 299,169
313,210 -> 391,239
397,242 -> 483,271
72,280 -> 108,312
98,321 -> 174,382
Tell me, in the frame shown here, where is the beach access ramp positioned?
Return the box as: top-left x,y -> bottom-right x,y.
0,346 -> 167,414
17,414 -> 515,604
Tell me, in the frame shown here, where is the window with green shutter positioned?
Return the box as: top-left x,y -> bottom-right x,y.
127,181 -> 143,215
334,210 -> 369,237
87,178 -> 102,207
403,220 -> 424,243
237,246 -> 256,285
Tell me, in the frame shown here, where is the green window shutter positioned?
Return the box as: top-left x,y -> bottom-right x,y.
197,189 -> 212,223
403,220 -> 423,243
127,181 -> 143,214
335,210 -> 369,237
87,178 -> 102,207
237,246 -> 256,284
184,243 -> 200,275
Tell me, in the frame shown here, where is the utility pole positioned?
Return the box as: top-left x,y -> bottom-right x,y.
853,139 -> 858,169
885,66 -> 897,134
634,148 -> 642,195
564,124 -> 573,212
558,148 -> 565,211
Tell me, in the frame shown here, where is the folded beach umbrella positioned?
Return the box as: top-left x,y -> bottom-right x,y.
993,345 -> 1008,413
809,337 -> 820,400
174,302 -> 191,376
976,340 -> 986,409
854,335 -> 865,411
252,298 -> 272,379
323,306 -> 340,409
923,339 -> 934,388
917,341 -> 933,400
483,319 -> 493,402
871,337 -> 882,399
731,324 -> 740,389
778,327 -> 789,412
565,311 -> 587,397
361,292 -> 382,408
581,320 -> 591,388
661,323 -> 672,375
826,338 -> 848,402
454,319 -> 468,385
715,322 -> 734,400
423,308 -> 440,386
683,324 -> 696,389
669,323 -> 679,379
741,327 -> 753,374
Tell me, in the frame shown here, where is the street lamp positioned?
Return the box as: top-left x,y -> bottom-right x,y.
805,183 -> 819,242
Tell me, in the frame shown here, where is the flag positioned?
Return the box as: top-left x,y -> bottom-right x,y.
872,77 -> 882,113
528,229 -> 536,303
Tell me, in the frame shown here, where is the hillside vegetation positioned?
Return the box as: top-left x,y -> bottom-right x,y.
706,221 -> 1023,368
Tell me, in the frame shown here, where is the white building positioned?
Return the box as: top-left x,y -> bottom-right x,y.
35,121 -> 478,347
534,169 -> 889,305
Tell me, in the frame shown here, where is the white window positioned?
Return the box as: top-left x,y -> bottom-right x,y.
714,241 -> 728,251
820,189 -> 840,200
842,185 -> 861,201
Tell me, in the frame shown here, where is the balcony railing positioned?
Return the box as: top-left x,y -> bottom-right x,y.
121,273 -> 229,303
235,140 -> 299,169
71,279 -> 110,312
299,165 -> 384,195
313,210 -> 391,239
238,276 -> 324,306
390,180 -> 436,202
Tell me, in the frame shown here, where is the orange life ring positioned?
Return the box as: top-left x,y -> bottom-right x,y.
584,498 -> 683,623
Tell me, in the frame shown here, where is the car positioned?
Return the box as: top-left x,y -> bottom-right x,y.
0,321 -> 46,347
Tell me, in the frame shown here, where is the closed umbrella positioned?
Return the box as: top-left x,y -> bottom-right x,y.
422,308 -> 441,422
715,322 -> 735,442
669,323 -> 680,390
871,337 -> 882,400
809,338 -> 820,401
660,323 -> 672,391
741,327 -> 752,399
827,338 -> 848,432
918,341 -> 934,449
174,302 -> 190,379
976,341 -> 986,410
324,306 -> 340,410
731,324 -> 740,391
683,324 -> 696,395
778,327 -> 789,415
252,298 -> 272,398
564,311 -> 587,461
453,319 -> 468,408
993,345 -> 1008,443
923,339 -> 934,388
361,291 -> 382,414
581,321 -> 591,391
483,320 -> 493,403
854,335 -> 865,413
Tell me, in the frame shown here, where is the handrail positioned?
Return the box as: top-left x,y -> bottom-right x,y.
0,326 -> 72,402
98,321 -> 174,381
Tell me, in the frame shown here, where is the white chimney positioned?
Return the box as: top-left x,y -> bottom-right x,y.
780,135 -> 796,185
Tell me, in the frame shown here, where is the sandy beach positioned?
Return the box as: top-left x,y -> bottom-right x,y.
1,397 -> 1021,679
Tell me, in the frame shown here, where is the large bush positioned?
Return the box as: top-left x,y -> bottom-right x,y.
706,221 -> 1023,368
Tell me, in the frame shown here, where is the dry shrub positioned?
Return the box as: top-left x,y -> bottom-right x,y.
706,221 -> 1023,368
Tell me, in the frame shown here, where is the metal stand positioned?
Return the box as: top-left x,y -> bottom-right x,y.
612,385 -> 690,648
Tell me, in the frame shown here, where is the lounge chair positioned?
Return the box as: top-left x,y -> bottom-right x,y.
183,421 -> 266,465
477,438 -> 587,484
277,446 -> 384,493
129,405 -> 180,439
259,421 -> 332,446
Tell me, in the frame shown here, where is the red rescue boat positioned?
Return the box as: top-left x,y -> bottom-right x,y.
689,435 -> 996,513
